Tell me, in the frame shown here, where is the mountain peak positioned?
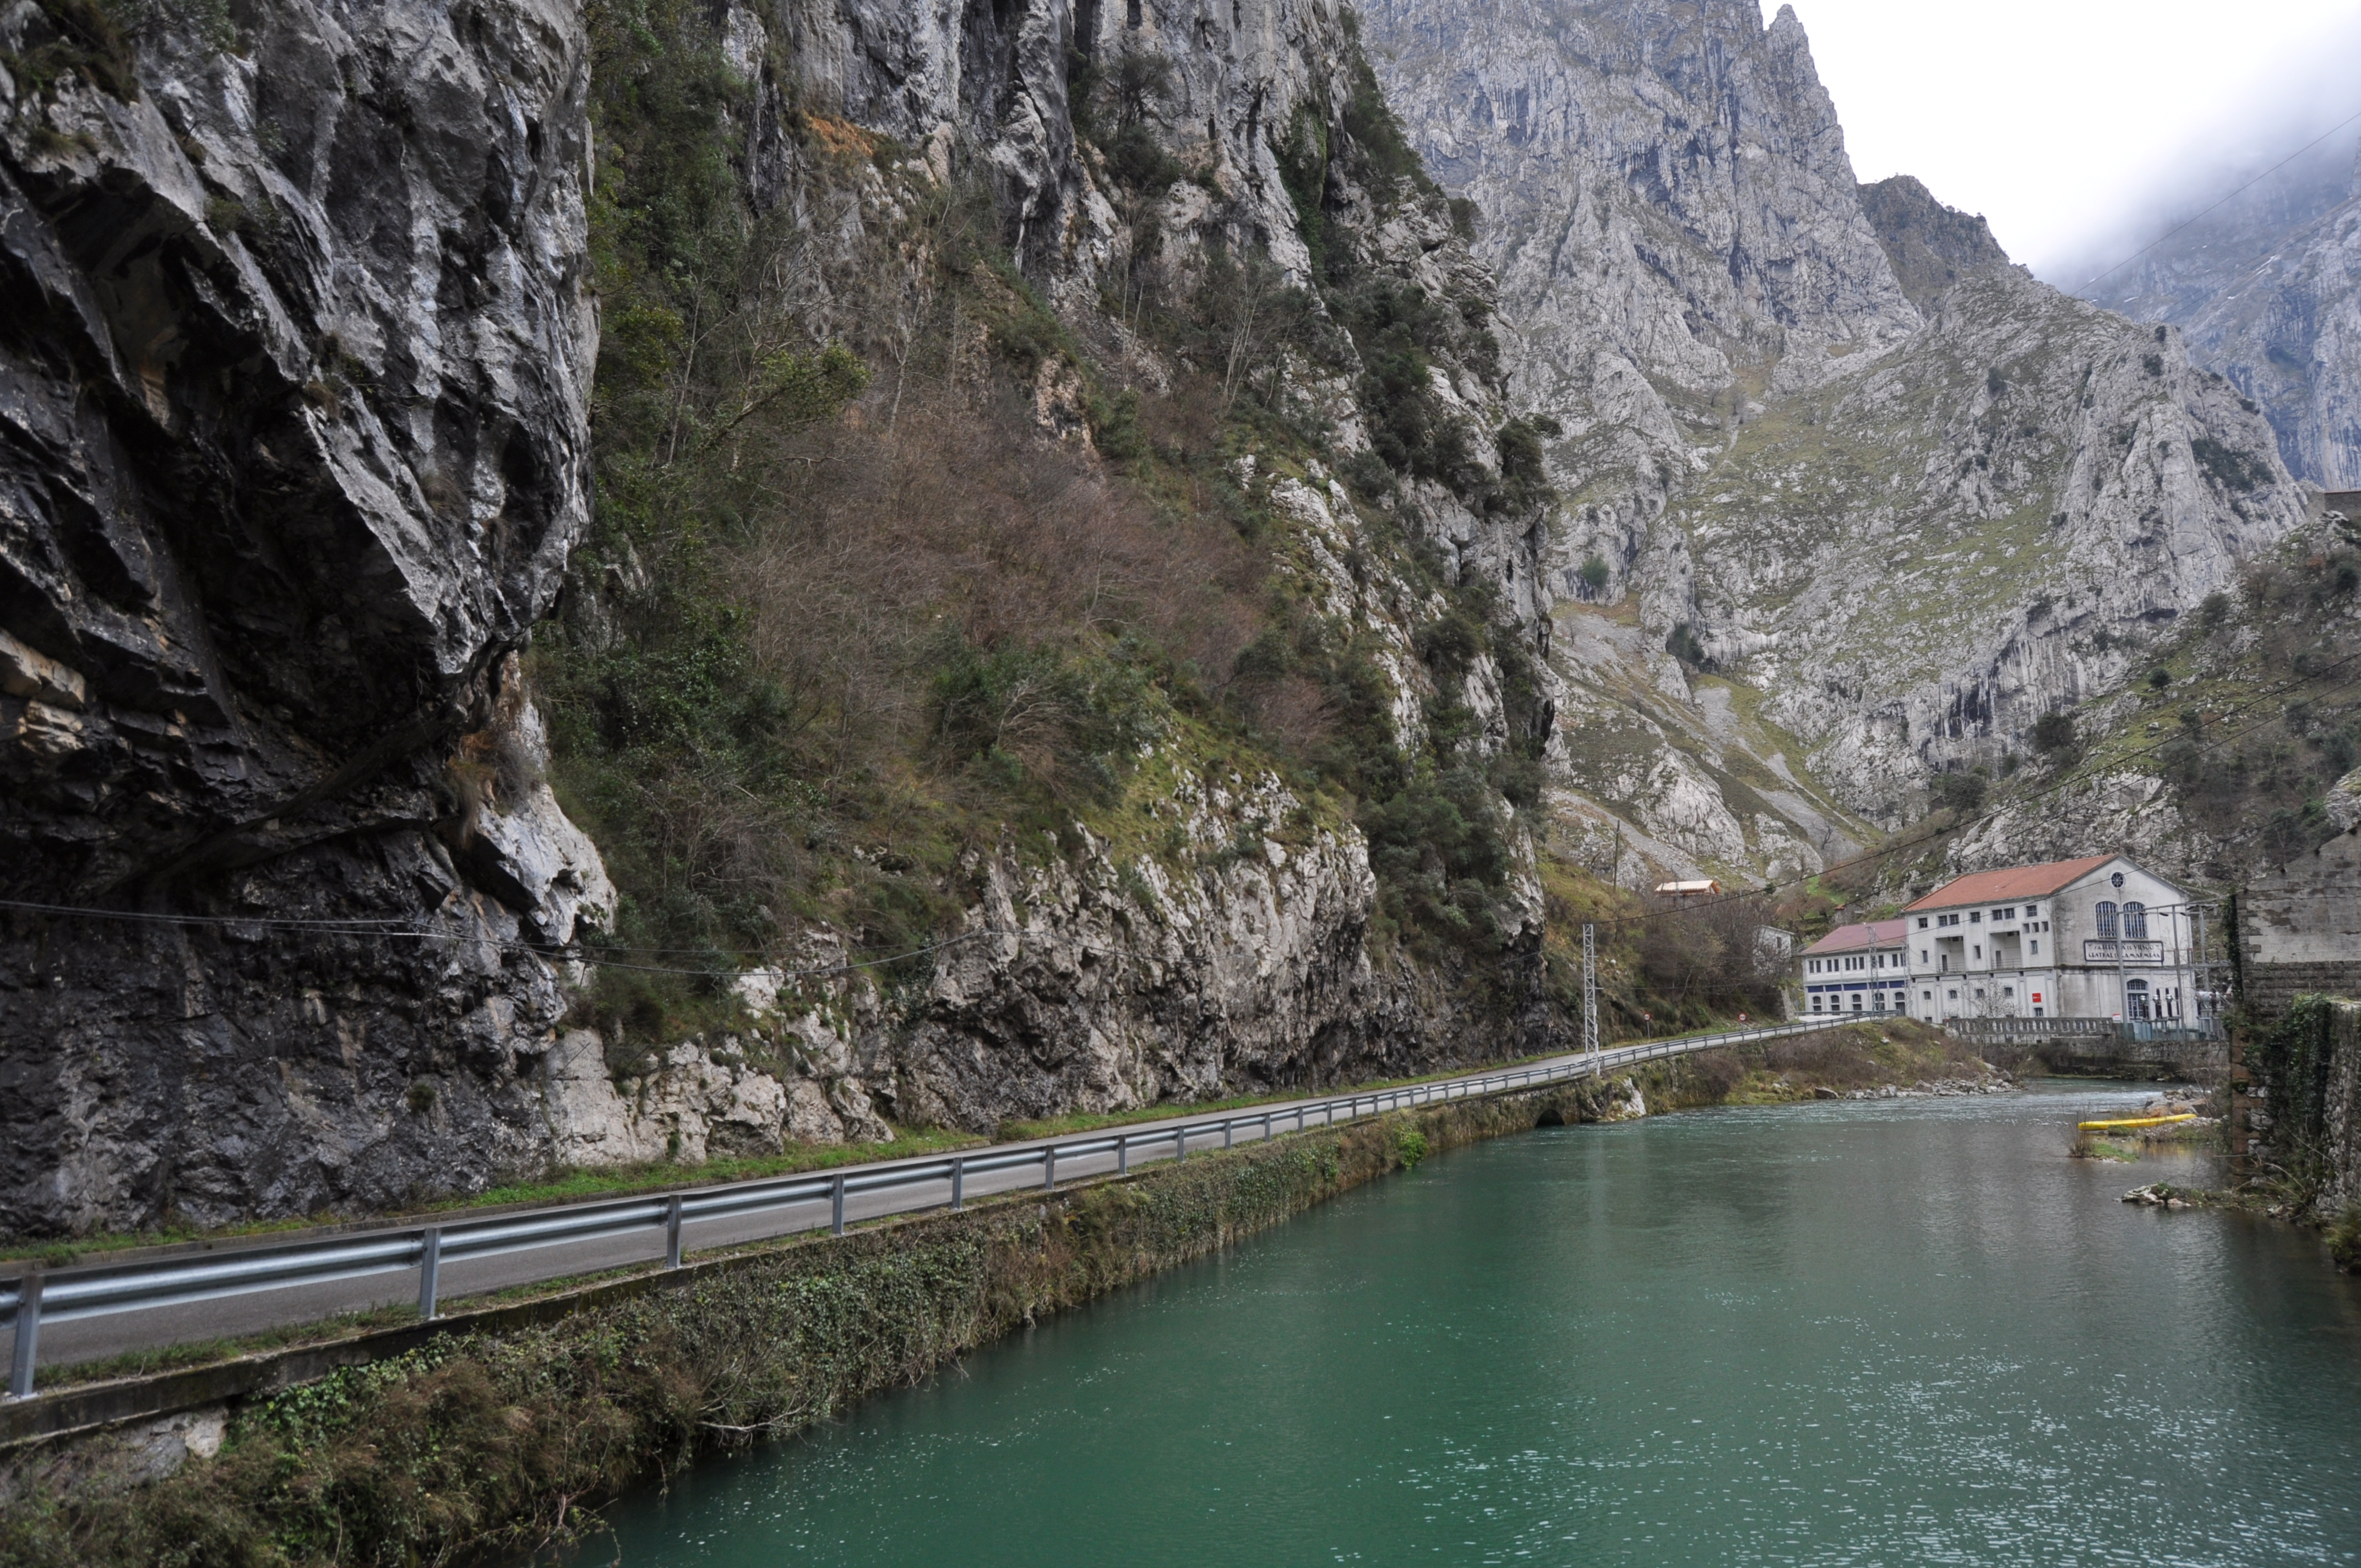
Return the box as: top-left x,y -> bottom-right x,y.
1858,174 -> 2012,313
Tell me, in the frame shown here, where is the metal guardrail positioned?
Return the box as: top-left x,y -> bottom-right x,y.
0,1015 -> 1835,1398
1945,1017 -> 2225,1043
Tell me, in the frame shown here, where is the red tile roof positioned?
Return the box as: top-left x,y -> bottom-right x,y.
1801,918 -> 1908,956
1904,855 -> 2117,912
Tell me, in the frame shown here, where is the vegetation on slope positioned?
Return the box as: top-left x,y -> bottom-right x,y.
538,1 -> 1569,1057
1946,511 -> 2361,878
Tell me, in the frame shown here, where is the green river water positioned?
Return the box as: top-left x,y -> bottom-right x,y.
588,1083 -> 2361,1565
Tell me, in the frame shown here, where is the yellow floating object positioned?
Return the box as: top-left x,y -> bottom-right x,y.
2075,1113 -> 2197,1131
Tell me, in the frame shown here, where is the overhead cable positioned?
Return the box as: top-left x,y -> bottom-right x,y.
2077,105 -> 2361,292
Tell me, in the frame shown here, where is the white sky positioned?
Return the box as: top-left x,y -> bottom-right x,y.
1774,0 -> 2361,285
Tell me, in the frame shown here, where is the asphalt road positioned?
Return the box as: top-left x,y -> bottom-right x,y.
8,1025 -> 1830,1376
10,1057 -> 1588,1371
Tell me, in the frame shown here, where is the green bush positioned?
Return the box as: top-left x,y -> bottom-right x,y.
2030,710 -> 2077,755
2191,435 -> 2268,493
2330,1207 -> 2361,1272
1932,770 -> 1987,814
1665,622 -> 1711,669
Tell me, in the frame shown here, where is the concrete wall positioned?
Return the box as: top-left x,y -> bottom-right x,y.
2240,826 -> 2361,1019
2330,1004 -> 2361,1216
2243,998 -> 2361,1214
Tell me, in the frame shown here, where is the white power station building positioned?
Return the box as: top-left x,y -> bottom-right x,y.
1899,854 -> 2206,1025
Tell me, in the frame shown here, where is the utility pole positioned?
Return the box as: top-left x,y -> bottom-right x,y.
1582,922 -> 1601,1070
2113,915 -> 2130,1036
2192,901 -> 2211,1028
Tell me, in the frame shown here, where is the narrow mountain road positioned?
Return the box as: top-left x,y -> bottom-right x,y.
4,1021 -> 1836,1380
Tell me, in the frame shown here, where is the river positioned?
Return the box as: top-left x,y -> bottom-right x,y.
585,1083 -> 2361,1564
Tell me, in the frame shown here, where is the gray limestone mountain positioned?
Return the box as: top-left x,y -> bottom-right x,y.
2081,135 -> 2361,489
1358,0 -> 2308,876
0,0 -> 2325,1243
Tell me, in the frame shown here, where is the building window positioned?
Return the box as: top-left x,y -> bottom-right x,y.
2026,903 -> 2039,917
2122,902 -> 2147,939
1917,917 -> 1929,929
1811,995 -> 1824,1012
1947,989 -> 1959,1000
1970,911 -> 1982,924
1923,990 -> 1933,1000
2124,978 -> 2151,1020
2096,900 -> 2119,939
1973,945 -> 1982,960
2002,987 -> 2014,998
1851,994 -> 1863,1010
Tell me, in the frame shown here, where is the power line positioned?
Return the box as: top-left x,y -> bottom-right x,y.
11,645 -> 2357,972
1579,647 -> 2361,932
2078,106 -> 2361,294
0,895 -> 996,982
549,930 -> 995,980
0,899 -> 420,933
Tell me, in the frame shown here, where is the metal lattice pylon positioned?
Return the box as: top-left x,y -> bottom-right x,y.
1582,922 -> 1600,1066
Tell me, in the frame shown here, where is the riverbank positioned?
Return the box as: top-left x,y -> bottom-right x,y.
0,1020 -> 2040,1562
0,1076 -> 1645,1566
575,1081 -> 2361,1566
1634,1017 -> 2013,1109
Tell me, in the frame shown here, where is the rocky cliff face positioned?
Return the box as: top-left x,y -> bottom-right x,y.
564,0 -> 1556,1130
2083,138 -> 2361,491
0,1 -> 632,1233
1679,260 -> 2303,817
0,0 -> 1552,1237
1358,0 -> 2309,872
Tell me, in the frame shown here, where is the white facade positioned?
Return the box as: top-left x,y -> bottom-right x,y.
1902,857 -> 2208,1025
1797,918 -> 1910,1019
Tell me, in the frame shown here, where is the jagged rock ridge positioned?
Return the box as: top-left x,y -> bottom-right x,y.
1358,0 -> 2308,865
2082,135 -> 2361,490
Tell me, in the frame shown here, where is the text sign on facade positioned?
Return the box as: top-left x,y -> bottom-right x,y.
2082,939 -> 2164,964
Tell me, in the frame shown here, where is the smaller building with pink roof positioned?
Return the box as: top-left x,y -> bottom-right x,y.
1797,917 -> 1912,1018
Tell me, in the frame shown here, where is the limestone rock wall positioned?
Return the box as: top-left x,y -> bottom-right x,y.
0,1 -> 634,1235
0,0 -> 1548,1237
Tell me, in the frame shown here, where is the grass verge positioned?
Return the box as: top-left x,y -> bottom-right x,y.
10,1026 -> 1780,1267
0,1081 -> 1629,1566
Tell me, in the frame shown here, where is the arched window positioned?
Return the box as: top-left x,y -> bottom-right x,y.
2124,978 -> 2151,1021
2095,900 -> 2119,939
2121,901 -> 2147,939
